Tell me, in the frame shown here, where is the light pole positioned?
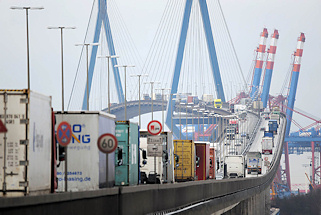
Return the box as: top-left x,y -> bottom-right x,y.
131,74 -> 148,127
75,43 -> 99,110
11,6 -> 44,91
156,88 -> 170,132
173,95 -> 182,139
144,81 -> 160,120
187,103 -> 194,141
48,26 -> 76,111
115,65 -> 135,120
98,55 -> 120,113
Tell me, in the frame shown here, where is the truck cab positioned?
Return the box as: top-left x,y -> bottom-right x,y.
214,99 -> 222,108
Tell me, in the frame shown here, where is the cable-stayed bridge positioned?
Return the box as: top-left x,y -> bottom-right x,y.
1,0 -> 320,214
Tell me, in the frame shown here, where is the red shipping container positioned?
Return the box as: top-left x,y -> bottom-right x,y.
195,142 -> 210,180
209,147 -> 215,179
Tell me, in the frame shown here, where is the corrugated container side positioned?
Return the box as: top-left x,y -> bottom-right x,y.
209,147 -> 215,179
0,90 -> 52,196
115,122 -> 139,186
174,140 -> 195,181
129,122 -> 139,186
115,123 -> 129,185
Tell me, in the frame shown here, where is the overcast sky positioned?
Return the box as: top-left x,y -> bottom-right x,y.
1,0 -> 321,130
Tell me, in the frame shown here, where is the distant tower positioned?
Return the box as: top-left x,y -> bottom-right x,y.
250,28 -> 268,100
261,30 -> 280,108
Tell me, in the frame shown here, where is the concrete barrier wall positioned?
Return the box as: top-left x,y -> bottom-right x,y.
0,115 -> 286,215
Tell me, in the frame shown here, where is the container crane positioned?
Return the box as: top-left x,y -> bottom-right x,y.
250,28 -> 268,100
284,32 -> 306,191
261,30 -> 280,108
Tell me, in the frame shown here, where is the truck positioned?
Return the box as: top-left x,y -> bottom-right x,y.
202,94 -> 214,103
214,99 -> 222,109
224,155 -> 245,178
262,137 -> 273,154
268,120 -> 278,134
139,130 -> 175,184
234,104 -> 246,113
0,90 -> 56,197
229,119 -> 239,134
253,101 -> 263,111
194,141 -> 210,180
174,140 -> 196,181
55,111 -> 116,191
115,121 -> 139,186
270,113 -> 280,124
246,152 -> 262,174
226,127 -> 236,140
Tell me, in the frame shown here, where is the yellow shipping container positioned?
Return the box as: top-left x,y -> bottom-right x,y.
174,140 -> 196,181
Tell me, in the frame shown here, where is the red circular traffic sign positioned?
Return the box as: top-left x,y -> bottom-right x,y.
147,120 -> 162,135
97,133 -> 118,154
57,121 -> 72,147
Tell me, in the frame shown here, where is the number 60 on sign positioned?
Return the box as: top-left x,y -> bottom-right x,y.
97,133 -> 118,154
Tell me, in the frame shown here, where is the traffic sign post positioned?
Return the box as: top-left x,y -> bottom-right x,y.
57,121 -> 72,146
147,135 -> 163,184
97,133 -> 118,186
97,133 -> 118,154
147,120 -> 162,135
57,121 -> 72,192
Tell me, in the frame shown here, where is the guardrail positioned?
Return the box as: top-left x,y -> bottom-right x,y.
0,114 -> 286,215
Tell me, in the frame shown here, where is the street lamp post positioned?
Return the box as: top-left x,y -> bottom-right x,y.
131,74 -> 148,127
187,103 -> 194,141
48,26 -> 76,111
156,88 -> 170,132
144,81 -> 160,120
115,65 -> 135,120
75,43 -> 99,110
11,6 -> 44,91
98,55 -> 120,113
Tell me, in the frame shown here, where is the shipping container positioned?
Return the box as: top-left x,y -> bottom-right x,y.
195,142 -> 210,180
115,121 -> 139,186
209,147 -> 215,179
55,111 -> 116,192
246,152 -> 262,174
139,130 -> 175,184
268,120 -> 278,134
262,137 -> 273,154
174,140 -> 196,181
224,155 -> 245,178
0,90 -> 53,196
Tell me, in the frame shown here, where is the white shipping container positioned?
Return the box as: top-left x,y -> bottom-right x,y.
55,111 -> 116,192
224,155 -> 245,178
262,137 -> 273,154
0,90 -> 52,196
140,131 -> 175,184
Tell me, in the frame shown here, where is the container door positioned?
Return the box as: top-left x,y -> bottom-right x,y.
129,123 -> 139,185
0,92 -> 28,196
115,123 -> 129,186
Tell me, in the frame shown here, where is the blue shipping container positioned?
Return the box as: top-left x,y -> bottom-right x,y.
264,131 -> 274,138
115,121 -> 139,186
268,120 -> 278,134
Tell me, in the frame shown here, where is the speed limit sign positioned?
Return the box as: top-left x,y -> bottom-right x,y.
97,133 -> 118,154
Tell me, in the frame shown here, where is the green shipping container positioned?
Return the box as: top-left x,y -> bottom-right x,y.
115,121 -> 139,186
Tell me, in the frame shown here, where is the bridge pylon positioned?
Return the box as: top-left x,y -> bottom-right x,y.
81,0 -> 124,110
166,0 -> 226,137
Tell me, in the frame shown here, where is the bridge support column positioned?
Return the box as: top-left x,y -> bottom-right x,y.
265,187 -> 271,214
